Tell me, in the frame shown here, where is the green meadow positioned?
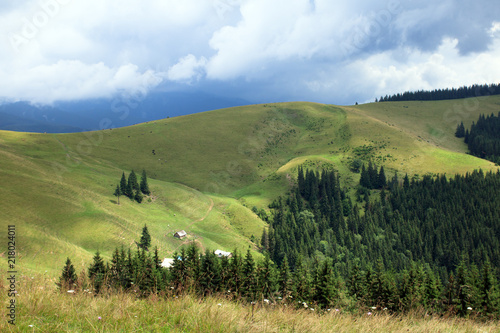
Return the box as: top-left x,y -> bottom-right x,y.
0,98 -> 498,277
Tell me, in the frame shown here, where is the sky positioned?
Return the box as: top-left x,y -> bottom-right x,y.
0,0 -> 499,106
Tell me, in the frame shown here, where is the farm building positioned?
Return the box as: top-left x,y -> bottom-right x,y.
214,249 -> 232,258
161,258 -> 174,268
174,230 -> 187,239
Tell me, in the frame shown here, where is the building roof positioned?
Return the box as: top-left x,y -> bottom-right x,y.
174,230 -> 187,237
161,258 -> 174,268
214,249 -> 232,257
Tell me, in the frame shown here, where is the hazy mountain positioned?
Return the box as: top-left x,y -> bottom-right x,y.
0,91 -> 250,133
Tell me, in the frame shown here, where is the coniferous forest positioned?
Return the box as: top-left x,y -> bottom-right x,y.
376,83 -> 500,102
457,113 -> 500,165
59,167 -> 500,317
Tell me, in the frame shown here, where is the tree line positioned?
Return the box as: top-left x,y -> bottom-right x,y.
261,167 -> 500,311
113,169 -> 150,204
456,113 -> 500,165
376,83 -> 500,102
58,241 -> 499,317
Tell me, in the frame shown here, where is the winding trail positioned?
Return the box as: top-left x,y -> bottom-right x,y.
170,197 -> 214,254
189,198 -> 214,227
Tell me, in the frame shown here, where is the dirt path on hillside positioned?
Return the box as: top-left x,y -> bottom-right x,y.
189,198 -> 214,227
169,198 -> 214,255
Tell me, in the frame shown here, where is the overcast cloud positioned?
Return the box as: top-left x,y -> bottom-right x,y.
0,0 -> 499,105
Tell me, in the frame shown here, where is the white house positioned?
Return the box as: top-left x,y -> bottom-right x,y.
214,249 -> 232,258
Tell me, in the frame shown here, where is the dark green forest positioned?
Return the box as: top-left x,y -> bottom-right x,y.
59,167 -> 500,317
266,168 -> 500,280
456,113 -> 500,165
377,83 -> 500,102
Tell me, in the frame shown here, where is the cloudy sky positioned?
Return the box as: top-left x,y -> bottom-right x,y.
1,0 -> 499,106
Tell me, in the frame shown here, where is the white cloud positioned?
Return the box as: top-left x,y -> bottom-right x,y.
167,54 -> 207,82
0,60 -> 163,104
0,0 -> 499,105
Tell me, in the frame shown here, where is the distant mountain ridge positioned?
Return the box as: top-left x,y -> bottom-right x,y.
0,90 -> 249,133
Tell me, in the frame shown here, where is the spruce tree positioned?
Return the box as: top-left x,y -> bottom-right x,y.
140,169 -> 150,195
455,122 -> 465,138
378,166 -> 387,189
480,260 -> 497,315
199,249 -> 221,296
278,256 -> 292,299
88,251 -> 107,294
57,257 -> 78,290
128,170 -> 139,192
134,190 -> 143,203
120,172 -> 128,196
138,225 -> 151,251
113,184 -> 122,204
314,259 -> 335,309
242,248 -> 257,300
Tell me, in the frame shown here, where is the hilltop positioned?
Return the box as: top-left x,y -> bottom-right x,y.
0,97 -> 498,275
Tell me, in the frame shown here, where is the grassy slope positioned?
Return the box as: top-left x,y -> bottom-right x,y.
2,275 -> 500,332
0,130 -> 265,276
1,99 -> 498,276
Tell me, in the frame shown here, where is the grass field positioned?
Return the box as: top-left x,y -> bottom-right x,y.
1,275 -> 499,332
0,98 -> 498,277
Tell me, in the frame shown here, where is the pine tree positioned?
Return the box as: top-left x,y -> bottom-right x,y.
199,249 -> 221,296
128,170 -> 139,192
113,184 -> 122,204
57,257 -> 78,290
456,259 -> 470,316
480,260 -> 497,315
348,263 -> 364,300
403,173 -> 410,190
185,242 -> 201,290
242,248 -> 257,300
88,251 -> 107,294
455,122 -> 465,138
138,225 -> 151,251
140,169 -> 150,195
120,172 -> 128,197
314,259 -> 335,309
258,253 -> 277,299
229,249 -> 243,295
360,164 -> 371,188
378,166 -> 387,189
278,256 -> 292,299
293,256 -> 311,302
134,190 -> 143,203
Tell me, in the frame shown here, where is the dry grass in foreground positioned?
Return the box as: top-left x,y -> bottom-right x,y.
1,274 -> 499,332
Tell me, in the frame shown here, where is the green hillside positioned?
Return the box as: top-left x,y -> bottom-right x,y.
0,98 -> 498,276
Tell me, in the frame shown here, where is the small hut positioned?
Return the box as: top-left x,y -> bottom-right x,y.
174,230 -> 187,239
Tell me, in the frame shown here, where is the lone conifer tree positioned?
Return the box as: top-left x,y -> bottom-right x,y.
140,169 -> 150,195
113,184 -> 122,204
138,224 -> 151,251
